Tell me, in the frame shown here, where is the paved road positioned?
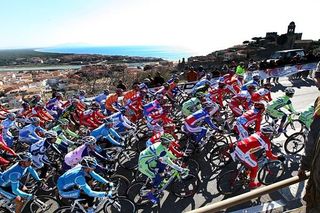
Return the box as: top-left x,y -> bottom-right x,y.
20,77 -> 319,213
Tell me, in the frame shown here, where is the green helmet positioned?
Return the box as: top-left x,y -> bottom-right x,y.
58,118 -> 69,126
160,133 -> 175,145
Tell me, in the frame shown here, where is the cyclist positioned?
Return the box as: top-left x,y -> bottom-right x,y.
19,117 -> 46,145
1,113 -> 18,147
57,156 -> 113,213
0,132 -> 17,166
252,83 -> 273,103
124,90 -> 146,122
181,92 -> 205,117
90,119 -> 124,147
231,125 -> 285,189
143,94 -> 165,117
46,92 -> 64,119
78,90 -> 86,102
29,102 -> 54,126
63,136 -> 110,170
78,102 -> 105,129
28,94 -> 42,108
225,73 -> 243,95
30,131 -> 59,178
52,118 -> 79,148
108,108 -> 136,133
138,133 -> 188,203
209,81 -> 227,108
0,152 -> 42,213
241,73 -> 260,91
183,101 -> 220,146
228,85 -> 256,117
17,102 -> 31,118
234,102 -> 265,140
94,90 -> 109,110
105,88 -> 123,115
266,87 -> 299,133
191,73 -> 213,94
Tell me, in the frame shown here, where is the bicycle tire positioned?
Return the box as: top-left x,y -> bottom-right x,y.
109,174 -> 130,197
171,173 -> 200,198
210,143 -> 231,168
118,149 -> 139,170
284,119 -> 304,138
103,197 -> 135,213
28,195 -> 61,213
53,206 -> 83,213
126,181 -> 157,206
258,160 -> 284,185
134,170 -> 148,182
284,132 -> 306,154
217,169 -> 244,195
181,158 -> 200,175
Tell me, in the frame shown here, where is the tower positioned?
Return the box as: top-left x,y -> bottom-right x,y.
287,21 -> 296,35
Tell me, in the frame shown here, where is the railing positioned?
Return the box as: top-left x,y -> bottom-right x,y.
188,172 -> 310,213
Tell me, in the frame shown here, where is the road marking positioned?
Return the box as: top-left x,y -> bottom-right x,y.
229,199 -> 285,213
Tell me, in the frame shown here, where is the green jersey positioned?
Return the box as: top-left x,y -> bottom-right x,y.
52,125 -> 79,144
299,105 -> 314,129
182,97 -> 202,116
267,95 -> 295,112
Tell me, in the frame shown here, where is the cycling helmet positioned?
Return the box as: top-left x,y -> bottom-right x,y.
79,90 -> 86,96
260,125 -> 275,135
247,84 -> 256,92
254,102 -> 265,111
263,83 -> 272,89
160,133 -> 175,145
45,130 -> 58,139
30,117 -> 41,126
80,156 -> 98,169
252,73 -> 260,81
58,118 -> 69,126
36,102 -> 45,108
285,87 -> 295,97
83,136 -> 97,146
103,90 -> 110,95
155,93 -> 164,100
17,152 -> 32,162
7,113 -> 16,120
55,92 -> 63,98
91,102 -> 100,109
116,88 -> 123,95
22,102 -> 30,108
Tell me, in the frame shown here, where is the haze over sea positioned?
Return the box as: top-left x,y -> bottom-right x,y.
38,46 -> 201,61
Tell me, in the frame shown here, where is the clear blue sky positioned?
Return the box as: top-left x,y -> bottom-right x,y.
1,0 -> 319,54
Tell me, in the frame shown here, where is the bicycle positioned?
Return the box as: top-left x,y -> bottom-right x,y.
127,166 -> 200,206
217,151 -> 284,195
284,127 -> 309,154
0,182 -> 60,213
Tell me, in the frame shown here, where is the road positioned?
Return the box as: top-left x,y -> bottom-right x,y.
130,77 -> 319,213
20,77 -> 318,213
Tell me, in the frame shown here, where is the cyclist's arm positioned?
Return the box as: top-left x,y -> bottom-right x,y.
121,115 -> 136,129
77,176 -> 107,198
89,170 -> 109,185
27,166 -> 42,181
65,128 -> 80,138
109,128 -> 122,142
11,181 -> 32,199
204,116 -> 218,130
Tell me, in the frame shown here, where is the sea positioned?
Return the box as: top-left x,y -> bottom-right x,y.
37,46 -> 199,61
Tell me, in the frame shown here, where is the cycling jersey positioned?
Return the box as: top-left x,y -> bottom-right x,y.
192,79 -> 212,94
234,109 -> 263,140
209,86 -> 225,108
0,139 -> 16,165
299,105 -> 314,129
1,118 -> 18,147
229,90 -> 252,117
90,123 -> 122,146
19,124 -> 46,144
0,162 -> 41,200
266,95 -> 296,119
252,88 -> 272,102
241,80 -> 260,91
52,125 -> 79,145
182,97 -> 202,117
29,106 -> 54,122
105,93 -> 121,113
79,109 -> 105,129
123,89 -> 137,105
30,139 -> 53,169
109,111 -> 136,132
94,93 -> 107,109
57,165 -> 109,199
143,100 -> 163,117
46,97 -> 64,111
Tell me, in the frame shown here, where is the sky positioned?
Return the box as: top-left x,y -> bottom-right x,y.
1,0 -> 320,55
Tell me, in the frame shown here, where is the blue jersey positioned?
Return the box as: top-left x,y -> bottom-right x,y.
0,163 -> 40,199
19,124 -> 46,141
143,100 -> 162,116
94,93 -> 107,104
57,165 -> 108,198
90,123 -> 122,146
241,80 -> 260,91
185,109 -> 218,130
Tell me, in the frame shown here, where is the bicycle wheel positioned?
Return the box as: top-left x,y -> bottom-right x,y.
136,139 -> 147,152
171,173 -> 200,198
134,170 -> 148,182
210,143 -> 231,168
258,160 -> 284,185
118,149 -> 139,170
217,169 -> 244,195
104,197 -> 135,213
181,158 -> 200,175
53,206 -> 82,213
29,195 -> 61,213
109,174 -> 130,197
126,182 -> 155,206
284,132 -> 306,154
284,119 -> 304,138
